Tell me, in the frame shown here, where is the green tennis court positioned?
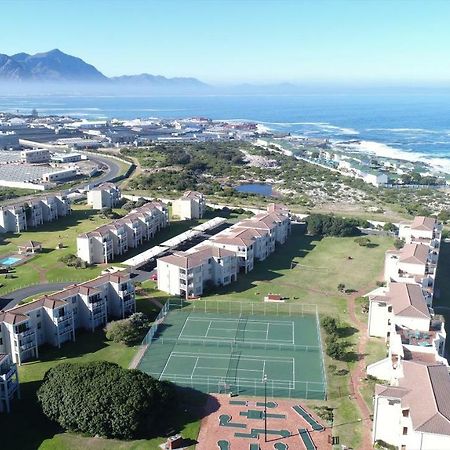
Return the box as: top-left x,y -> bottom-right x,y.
137,300 -> 326,399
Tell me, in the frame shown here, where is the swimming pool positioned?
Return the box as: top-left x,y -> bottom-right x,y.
0,256 -> 21,266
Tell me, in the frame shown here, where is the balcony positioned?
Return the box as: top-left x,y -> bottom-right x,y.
20,340 -> 36,351
15,328 -> 34,338
54,312 -> 73,324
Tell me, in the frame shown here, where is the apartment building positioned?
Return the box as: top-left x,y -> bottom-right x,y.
156,204 -> 291,295
0,354 -> 19,413
399,215 -> 442,246
373,361 -> 450,450
0,194 -> 71,233
77,202 -> 169,264
0,272 -> 135,365
172,190 -> 205,219
384,243 -> 438,299
87,183 -> 121,210
157,246 -> 238,298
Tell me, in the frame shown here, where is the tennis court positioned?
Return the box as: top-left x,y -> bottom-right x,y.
137,300 -> 326,399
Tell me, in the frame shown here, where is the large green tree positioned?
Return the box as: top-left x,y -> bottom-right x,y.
37,361 -> 175,439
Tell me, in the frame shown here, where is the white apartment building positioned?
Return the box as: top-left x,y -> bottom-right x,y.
399,216 -> 442,246
0,194 -> 71,233
0,204 -> 27,233
0,272 -> 135,365
157,246 -> 238,298
373,361 -> 450,450
20,148 -> 50,164
0,354 -> 19,413
156,204 -> 291,296
77,202 -> 169,264
384,243 -> 438,300
172,191 -> 206,219
87,183 -> 121,210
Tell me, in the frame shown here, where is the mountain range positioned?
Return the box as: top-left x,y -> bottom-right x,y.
0,49 -> 207,90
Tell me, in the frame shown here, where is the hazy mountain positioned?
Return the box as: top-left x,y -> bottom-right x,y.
0,49 -> 107,82
0,49 -> 207,92
111,73 -> 207,89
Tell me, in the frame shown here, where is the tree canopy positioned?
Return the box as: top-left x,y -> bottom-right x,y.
305,214 -> 368,237
37,361 -> 176,439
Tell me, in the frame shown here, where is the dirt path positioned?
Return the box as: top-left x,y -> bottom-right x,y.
346,287 -> 374,450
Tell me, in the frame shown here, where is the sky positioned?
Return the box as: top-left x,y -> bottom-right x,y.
1,0 -> 450,85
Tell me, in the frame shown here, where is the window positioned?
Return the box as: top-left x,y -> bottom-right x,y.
37,323 -> 41,330
388,306 -> 393,312
402,409 -> 409,417
402,427 -> 408,435
36,311 -> 41,318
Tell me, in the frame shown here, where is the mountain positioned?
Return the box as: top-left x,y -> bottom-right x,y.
0,49 -> 107,82
0,49 -> 207,92
111,73 -> 207,89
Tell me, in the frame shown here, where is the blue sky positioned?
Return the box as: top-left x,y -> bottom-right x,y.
1,0 -> 450,84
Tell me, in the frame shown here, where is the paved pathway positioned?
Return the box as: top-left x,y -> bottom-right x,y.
0,282 -> 74,310
347,289 -> 373,450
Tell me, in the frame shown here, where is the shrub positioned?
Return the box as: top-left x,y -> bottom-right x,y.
37,362 -> 176,439
383,222 -> 398,232
105,319 -> 140,345
325,339 -> 347,360
393,238 -> 405,250
305,214 -> 365,237
337,283 -> 346,292
321,316 -> 339,336
59,253 -> 88,269
122,200 -> 136,211
354,237 -> 371,247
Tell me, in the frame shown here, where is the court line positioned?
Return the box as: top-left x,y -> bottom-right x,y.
292,320 -> 295,345
159,352 -> 174,380
179,316 -> 191,339
175,335 -> 316,347
170,351 -> 295,362
191,356 -> 200,379
185,316 -> 295,325
266,323 -> 270,340
262,360 -> 266,378
204,320 -> 213,337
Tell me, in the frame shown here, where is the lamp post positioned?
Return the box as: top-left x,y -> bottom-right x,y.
263,373 -> 268,442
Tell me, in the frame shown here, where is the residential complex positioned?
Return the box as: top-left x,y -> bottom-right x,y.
0,193 -> 71,233
367,216 -> 450,449
157,203 -> 291,298
77,202 -> 169,264
87,182 -> 121,210
172,190 -> 206,220
0,272 -> 136,366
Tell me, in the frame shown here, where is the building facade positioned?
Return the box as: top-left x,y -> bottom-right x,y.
77,202 -> 169,264
172,191 -> 206,220
0,272 -> 135,366
87,183 -> 121,210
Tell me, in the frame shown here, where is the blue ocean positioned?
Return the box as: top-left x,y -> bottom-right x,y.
1,92 -> 450,171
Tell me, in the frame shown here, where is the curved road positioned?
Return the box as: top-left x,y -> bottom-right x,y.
0,282 -> 73,311
76,153 -> 123,189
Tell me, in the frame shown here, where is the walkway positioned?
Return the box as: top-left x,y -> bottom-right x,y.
347,288 -> 373,450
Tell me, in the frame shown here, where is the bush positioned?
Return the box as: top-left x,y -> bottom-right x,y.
325,339 -> 347,360
393,238 -> 405,250
354,237 -> 371,247
122,200 -> 136,211
321,316 -> 339,336
383,222 -> 398,232
59,253 -> 88,269
305,214 -> 365,237
105,313 -> 150,345
337,283 -> 346,292
37,362 -> 176,439
100,207 -> 121,219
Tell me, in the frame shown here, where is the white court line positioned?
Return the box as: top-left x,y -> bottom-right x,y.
186,316 -> 294,325
204,320 -> 213,337
190,357 -> 200,379
159,352 -> 175,379
292,321 -> 295,345
170,351 -> 295,362
266,323 -> 270,340
179,316 -> 192,339
262,360 -> 266,379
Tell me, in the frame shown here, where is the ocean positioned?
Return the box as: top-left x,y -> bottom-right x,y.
2,92 -> 450,172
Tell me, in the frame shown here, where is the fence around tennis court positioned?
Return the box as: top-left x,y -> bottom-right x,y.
142,372 -> 326,400
142,298 -> 319,346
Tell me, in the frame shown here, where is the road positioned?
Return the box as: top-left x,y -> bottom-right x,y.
0,282 -> 74,310
76,153 -> 123,189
